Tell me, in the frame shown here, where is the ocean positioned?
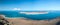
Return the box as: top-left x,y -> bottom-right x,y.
0,10 -> 60,20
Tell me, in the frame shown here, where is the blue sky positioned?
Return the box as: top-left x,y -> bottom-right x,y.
0,0 -> 60,11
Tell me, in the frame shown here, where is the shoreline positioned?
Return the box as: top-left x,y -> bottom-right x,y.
5,17 -> 58,20
7,17 -> 60,25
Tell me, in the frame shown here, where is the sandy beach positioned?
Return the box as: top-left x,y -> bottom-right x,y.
7,18 -> 60,25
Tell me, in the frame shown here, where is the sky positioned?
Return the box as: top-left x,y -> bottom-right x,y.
0,0 -> 60,11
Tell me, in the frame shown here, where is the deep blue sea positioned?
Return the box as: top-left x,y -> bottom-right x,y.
0,11 -> 60,20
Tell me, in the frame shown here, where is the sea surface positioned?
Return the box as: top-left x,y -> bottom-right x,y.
0,10 -> 60,20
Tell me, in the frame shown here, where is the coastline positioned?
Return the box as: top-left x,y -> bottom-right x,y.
6,17 -> 60,25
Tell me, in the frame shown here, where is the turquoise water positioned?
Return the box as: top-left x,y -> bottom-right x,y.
0,11 -> 60,20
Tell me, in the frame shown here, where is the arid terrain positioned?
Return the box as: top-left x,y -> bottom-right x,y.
7,17 -> 60,25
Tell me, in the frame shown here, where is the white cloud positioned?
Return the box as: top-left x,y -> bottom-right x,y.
13,8 -> 21,10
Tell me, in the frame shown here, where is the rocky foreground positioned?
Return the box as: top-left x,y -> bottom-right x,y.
7,18 -> 60,25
